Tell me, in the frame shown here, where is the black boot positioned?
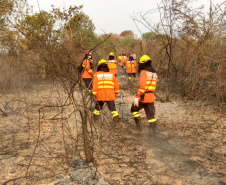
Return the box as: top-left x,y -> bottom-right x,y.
113,116 -> 119,125
149,121 -> 157,135
134,117 -> 143,131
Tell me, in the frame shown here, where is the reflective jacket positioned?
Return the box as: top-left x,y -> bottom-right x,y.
121,56 -> 128,65
82,59 -> 94,78
126,60 -> 137,73
93,71 -> 119,101
107,59 -> 122,74
136,70 -> 157,103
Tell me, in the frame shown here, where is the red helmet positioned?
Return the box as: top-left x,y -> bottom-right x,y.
85,50 -> 92,55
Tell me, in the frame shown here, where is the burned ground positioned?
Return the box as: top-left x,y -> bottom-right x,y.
0,74 -> 225,185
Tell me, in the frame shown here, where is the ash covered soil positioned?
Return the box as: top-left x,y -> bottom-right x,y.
0,74 -> 225,185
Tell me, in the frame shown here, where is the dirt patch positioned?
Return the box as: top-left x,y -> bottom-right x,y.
0,77 -> 225,184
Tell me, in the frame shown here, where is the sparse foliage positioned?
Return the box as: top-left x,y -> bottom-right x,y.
0,0 -> 225,184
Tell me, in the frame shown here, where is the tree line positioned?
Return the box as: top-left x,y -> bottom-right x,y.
0,0 -> 225,104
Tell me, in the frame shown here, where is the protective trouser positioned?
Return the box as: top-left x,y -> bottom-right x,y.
131,102 -> 157,130
93,101 -> 119,118
83,78 -> 92,90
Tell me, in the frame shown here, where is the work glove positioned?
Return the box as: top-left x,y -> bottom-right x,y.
133,97 -> 139,107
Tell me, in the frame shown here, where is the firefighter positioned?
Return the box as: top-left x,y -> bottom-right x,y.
82,50 -> 94,90
131,55 -> 158,133
125,54 -> 137,80
107,52 -> 123,76
117,53 -> 122,63
92,59 -> 120,124
121,52 -> 128,67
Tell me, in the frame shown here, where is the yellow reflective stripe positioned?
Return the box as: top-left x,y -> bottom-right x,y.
145,86 -> 156,90
93,109 -> 101,115
108,64 -> 116,68
148,118 -> 157,123
98,86 -> 114,89
97,81 -> 114,85
128,64 -> 134,68
132,112 -> 138,115
115,90 -> 119,93
146,81 -> 156,85
138,89 -> 145,93
111,111 -> 119,117
88,70 -> 93,72
82,65 -> 85,67
92,91 -> 97,95
132,112 -> 140,117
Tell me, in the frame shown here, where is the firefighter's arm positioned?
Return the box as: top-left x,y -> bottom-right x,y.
86,61 -> 94,75
92,74 -> 98,99
125,63 -> 128,69
116,60 -> 123,67
134,60 -> 137,68
136,72 -> 146,98
113,75 -> 119,96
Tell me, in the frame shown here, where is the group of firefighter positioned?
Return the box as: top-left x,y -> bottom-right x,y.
81,50 -> 157,133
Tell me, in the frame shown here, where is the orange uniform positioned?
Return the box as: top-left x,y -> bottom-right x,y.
136,70 -> 157,103
107,59 -> 122,75
126,59 -> 137,74
82,59 -> 94,78
92,71 -> 119,101
131,55 -> 157,133
122,56 -> 128,65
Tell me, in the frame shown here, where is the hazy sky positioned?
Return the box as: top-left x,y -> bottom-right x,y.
27,0 -> 225,37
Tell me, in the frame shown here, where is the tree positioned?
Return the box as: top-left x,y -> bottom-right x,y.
119,35 -> 137,50
0,0 -> 14,49
65,13 -> 96,47
142,32 -> 156,40
0,0 -> 13,20
120,30 -> 134,38
18,11 -> 55,49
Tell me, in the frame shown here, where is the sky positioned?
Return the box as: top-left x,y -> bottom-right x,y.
27,0 -> 225,37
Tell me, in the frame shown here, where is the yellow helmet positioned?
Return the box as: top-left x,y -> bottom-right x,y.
139,55 -> 151,63
109,52 -> 115,56
98,59 -> 107,66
